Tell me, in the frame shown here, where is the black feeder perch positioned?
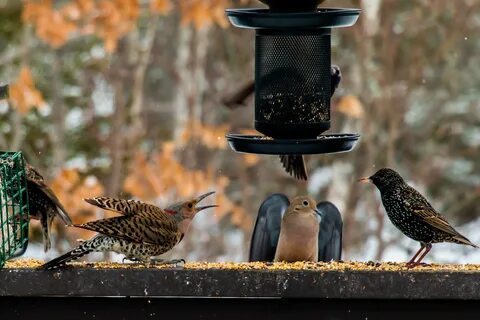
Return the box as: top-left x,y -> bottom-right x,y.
225,0 -> 361,155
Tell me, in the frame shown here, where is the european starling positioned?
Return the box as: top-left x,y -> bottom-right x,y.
274,196 -> 320,262
360,168 -> 477,267
25,163 -> 73,252
249,193 -> 343,262
40,191 -> 217,269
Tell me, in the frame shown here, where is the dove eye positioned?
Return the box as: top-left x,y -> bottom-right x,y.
302,200 -> 309,207
187,203 -> 193,209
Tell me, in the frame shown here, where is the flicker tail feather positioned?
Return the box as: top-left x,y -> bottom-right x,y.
41,241 -> 92,270
279,155 -> 308,180
40,236 -> 108,269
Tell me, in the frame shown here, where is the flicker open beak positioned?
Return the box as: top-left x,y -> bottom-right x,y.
358,177 -> 371,183
195,191 -> 218,212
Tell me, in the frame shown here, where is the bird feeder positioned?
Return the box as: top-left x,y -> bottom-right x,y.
0,151 -> 29,268
226,0 -> 361,155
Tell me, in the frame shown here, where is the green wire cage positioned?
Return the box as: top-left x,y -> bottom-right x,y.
0,151 -> 29,268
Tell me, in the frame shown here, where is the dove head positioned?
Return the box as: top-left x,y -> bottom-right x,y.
288,196 -> 319,216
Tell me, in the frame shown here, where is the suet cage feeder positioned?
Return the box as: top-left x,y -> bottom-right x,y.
0,151 -> 29,268
226,1 -> 361,155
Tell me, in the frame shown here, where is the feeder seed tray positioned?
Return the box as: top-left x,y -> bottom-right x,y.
226,133 -> 359,155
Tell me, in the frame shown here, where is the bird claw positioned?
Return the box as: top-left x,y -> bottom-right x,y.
122,257 -> 142,263
149,258 -> 185,268
406,262 -> 428,269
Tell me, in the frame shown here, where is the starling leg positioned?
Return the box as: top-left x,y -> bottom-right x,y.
414,243 -> 432,265
406,243 -> 426,267
407,243 -> 432,268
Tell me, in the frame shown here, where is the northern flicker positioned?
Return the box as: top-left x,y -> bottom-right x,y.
25,162 -> 72,252
274,196 -> 320,262
360,168 -> 477,267
40,191 -> 217,269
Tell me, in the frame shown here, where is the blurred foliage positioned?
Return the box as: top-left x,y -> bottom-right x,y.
0,0 -> 479,260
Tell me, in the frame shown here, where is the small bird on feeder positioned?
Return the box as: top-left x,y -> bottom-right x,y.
359,168 -> 477,267
223,66 -> 342,181
24,162 -> 73,252
274,196 -> 320,262
40,191 -> 217,269
280,65 -> 342,180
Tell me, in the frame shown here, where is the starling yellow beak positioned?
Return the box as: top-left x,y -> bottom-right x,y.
358,177 -> 371,183
194,191 -> 218,212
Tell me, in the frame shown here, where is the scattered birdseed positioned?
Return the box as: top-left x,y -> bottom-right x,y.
5,259 -> 480,272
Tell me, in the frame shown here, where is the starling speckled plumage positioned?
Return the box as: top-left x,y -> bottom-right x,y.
280,65 -> 342,181
25,163 -> 73,252
360,168 -> 477,267
274,196 -> 320,262
40,192 -> 217,269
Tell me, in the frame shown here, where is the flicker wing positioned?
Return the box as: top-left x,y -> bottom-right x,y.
73,214 -> 178,245
84,197 -> 165,217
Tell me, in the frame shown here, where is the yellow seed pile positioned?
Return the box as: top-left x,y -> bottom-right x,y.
5,259 -> 480,272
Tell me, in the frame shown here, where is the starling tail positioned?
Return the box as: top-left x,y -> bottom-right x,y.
361,168 -> 477,266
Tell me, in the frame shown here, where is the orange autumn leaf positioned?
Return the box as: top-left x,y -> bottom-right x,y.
8,67 -> 45,115
179,0 -> 230,28
150,0 -> 172,14
241,154 -> 260,167
23,0 -> 77,47
180,121 -> 229,149
336,94 -> 365,119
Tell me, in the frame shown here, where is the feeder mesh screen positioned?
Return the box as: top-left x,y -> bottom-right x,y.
0,151 -> 29,268
255,33 -> 331,125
